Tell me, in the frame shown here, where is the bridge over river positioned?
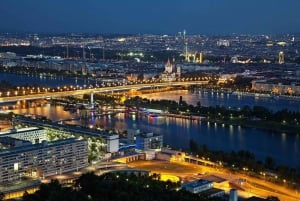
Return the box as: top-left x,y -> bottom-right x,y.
0,81 -> 208,104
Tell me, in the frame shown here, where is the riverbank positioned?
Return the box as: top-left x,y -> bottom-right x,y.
125,94 -> 300,135
202,118 -> 300,135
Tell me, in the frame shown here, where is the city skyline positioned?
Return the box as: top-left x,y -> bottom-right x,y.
0,0 -> 300,35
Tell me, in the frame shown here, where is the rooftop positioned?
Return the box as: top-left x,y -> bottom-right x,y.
0,138 -> 84,156
182,179 -> 213,188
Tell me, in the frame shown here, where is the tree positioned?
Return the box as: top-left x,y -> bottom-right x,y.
241,105 -> 252,117
0,192 -> 4,201
265,156 -> 276,170
189,139 -> 198,153
137,73 -> 144,81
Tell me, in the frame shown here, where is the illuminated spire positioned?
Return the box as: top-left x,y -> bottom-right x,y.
166,58 -> 171,66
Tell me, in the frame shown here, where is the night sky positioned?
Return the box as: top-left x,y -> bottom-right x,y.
1,0 -> 300,35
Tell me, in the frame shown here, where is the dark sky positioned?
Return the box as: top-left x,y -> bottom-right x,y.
1,0 -> 300,35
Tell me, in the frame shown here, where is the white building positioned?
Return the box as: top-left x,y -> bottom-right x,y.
0,138 -> 88,184
217,39 -> 230,47
252,80 -> 300,95
106,134 -> 119,153
160,59 -> 181,81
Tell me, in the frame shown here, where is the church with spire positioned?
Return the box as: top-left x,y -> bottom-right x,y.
160,58 -> 181,81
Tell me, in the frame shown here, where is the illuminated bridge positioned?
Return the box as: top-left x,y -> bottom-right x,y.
0,81 -> 208,104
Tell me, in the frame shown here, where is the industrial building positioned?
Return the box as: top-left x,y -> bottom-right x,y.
181,179 -> 225,198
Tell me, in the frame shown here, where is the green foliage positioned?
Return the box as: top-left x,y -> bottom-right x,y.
0,112 -> 14,120
22,180 -> 89,201
24,172 -> 223,201
0,192 -> 4,201
0,80 -> 16,90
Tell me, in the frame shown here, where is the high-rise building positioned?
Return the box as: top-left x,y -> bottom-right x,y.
0,138 -> 88,184
279,51 -> 284,64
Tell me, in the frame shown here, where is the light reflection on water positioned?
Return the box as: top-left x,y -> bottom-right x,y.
12,104 -> 74,120
82,113 -> 299,168
134,89 -> 300,112
10,101 -> 300,168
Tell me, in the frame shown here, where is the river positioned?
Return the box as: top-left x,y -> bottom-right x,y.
10,101 -> 300,168
2,73 -> 299,168
0,72 -> 95,87
134,89 -> 300,112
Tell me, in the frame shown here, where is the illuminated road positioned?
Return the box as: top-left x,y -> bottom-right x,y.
128,160 -> 300,201
0,81 -> 208,103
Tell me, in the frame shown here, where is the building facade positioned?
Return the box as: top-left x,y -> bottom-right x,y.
252,80 -> 300,95
135,132 -> 163,150
0,138 -> 88,184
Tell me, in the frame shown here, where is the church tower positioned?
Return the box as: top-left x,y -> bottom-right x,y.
165,58 -> 173,73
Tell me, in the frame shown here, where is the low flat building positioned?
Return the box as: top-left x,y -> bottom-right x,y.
0,136 -> 31,148
201,187 -> 225,198
182,179 -> 213,194
0,127 -> 47,144
182,179 -> 225,198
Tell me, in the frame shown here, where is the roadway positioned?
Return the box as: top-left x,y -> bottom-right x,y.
0,81 -> 208,103
128,160 -> 300,201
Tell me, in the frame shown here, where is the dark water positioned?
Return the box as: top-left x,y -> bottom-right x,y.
85,113 -> 300,168
5,71 -> 299,168
1,73 -> 299,112
135,89 -> 300,112
11,102 -> 299,168
0,72 -> 94,87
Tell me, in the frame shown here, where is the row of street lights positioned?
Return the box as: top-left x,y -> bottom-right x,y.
0,77 -> 214,98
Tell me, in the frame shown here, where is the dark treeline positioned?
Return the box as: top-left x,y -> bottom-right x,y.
189,140 -> 300,188
22,172 -> 222,201
0,80 -> 16,91
0,46 -> 180,62
83,94 -> 117,105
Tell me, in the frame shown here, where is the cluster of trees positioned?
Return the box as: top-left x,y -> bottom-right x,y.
0,65 -> 61,76
220,75 -> 254,90
22,172 -> 222,201
189,140 -> 300,186
0,80 -> 15,91
82,94 -> 117,106
0,112 -> 13,121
